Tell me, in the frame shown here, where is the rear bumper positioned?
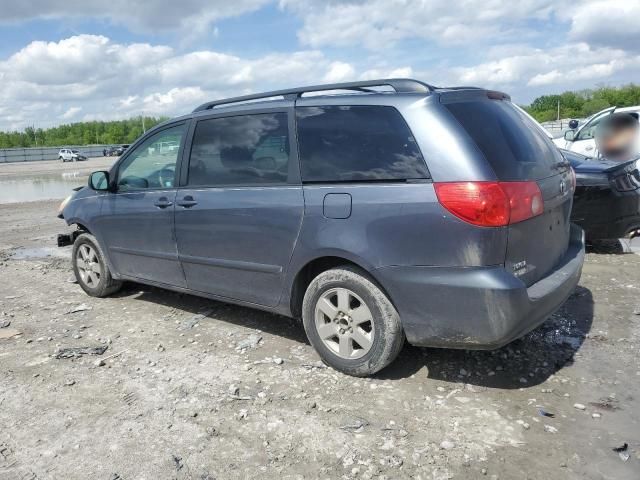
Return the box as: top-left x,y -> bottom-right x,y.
375,224 -> 585,349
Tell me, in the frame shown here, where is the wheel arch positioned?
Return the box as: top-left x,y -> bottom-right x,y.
287,254 -> 394,319
71,221 -> 92,234
66,220 -> 120,279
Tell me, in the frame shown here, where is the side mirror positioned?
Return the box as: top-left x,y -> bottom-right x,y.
568,119 -> 579,130
564,130 -> 576,141
89,171 -> 110,191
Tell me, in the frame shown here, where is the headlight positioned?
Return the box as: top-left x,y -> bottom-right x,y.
58,194 -> 72,216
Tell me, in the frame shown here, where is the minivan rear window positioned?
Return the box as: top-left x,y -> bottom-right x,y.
296,105 -> 429,182
444,100 -> 565,181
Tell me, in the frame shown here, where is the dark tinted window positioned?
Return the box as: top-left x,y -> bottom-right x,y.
444,100 -> 565,180
188,113 -> 289,186
296,105 -> 428,182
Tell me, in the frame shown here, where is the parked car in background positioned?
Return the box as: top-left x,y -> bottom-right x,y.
113,144 -> 130,156
562,149 -> 640,241
57,79 -> 584,376
554,106 -> 640,155
58,149 -> 87,162
103,146 -> 120,156
148,141 -> 180,155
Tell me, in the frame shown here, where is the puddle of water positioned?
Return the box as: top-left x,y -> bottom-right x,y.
10,246 -> 70,260
0,172 -> 87,204
525,311 -> 585,348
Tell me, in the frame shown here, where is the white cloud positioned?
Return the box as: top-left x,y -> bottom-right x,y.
451,42 -> 640,96
2,0 -> 270,37
359,66 -> 414,81
566,0 -> 640,51
2,1 -> 640,130
141,88 -> 210,116
2,35 -> 172,88
323,62 -> 355,83
61,106 -> 81,119
280,0 -> 555,49
0,35 -> 410,130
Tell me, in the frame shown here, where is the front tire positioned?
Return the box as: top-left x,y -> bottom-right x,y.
302,266 -> 404,377
72,233 -> 122,297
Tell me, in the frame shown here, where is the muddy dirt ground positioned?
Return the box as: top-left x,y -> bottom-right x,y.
0,160 -> 639,480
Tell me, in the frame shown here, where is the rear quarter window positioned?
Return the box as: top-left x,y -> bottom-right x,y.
296,105 -> 429,182
444,99 -> 565,181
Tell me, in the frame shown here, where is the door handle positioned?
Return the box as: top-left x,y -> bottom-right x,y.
177,195 -> 198,208
154,197 -> 173,209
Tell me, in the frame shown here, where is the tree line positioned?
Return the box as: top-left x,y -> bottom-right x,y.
0,116 -> 168,149
522,84 -> 640,122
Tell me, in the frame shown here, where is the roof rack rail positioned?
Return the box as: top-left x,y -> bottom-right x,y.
192,78 -> 434,113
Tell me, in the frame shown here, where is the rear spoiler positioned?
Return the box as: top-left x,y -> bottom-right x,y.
438,88 -> 511,103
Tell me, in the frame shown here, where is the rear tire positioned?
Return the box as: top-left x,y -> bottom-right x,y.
302,266 -> 404,376
72,233 -> 122,297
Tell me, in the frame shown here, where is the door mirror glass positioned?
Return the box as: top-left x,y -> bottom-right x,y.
116,124 -> 185,191
89,171 -> 110,191
564,130 -> 576,141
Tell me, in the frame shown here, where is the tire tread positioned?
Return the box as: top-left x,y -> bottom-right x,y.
72,233 -> 122,297
302,265 -> 404,377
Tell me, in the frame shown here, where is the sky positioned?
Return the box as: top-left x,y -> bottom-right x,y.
0,0 -> 639,131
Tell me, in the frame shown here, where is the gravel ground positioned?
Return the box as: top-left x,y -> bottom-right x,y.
0,166 -> 639,479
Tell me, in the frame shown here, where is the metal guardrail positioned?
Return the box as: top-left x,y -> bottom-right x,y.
540,119 -> 585,139
0,145 -> 125,163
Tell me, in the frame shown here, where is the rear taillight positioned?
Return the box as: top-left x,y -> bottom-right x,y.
434,181 -> 544,227
500,181 -> 545,223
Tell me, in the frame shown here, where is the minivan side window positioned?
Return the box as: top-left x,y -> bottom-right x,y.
296,105 -> 428,182
188,113 -> 289,186
116,124 -> 185,191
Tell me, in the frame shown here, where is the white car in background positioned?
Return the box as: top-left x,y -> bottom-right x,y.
553,106 -> 640,156
58,148 -> 87,162
147,141 -> 180,156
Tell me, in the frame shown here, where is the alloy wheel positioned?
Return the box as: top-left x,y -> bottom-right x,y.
314,287 -> 375,359
76,244 -> 102,288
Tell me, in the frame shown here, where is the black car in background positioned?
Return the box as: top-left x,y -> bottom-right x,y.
103,146 -> 118,156
563,149 -> 640,240
103,145 -> 130,156
114,144 -> 130,156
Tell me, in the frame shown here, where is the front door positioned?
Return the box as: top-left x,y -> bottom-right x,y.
174,110 -> 303,306
570,112 -> 611,156
95,123 -> 187,287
